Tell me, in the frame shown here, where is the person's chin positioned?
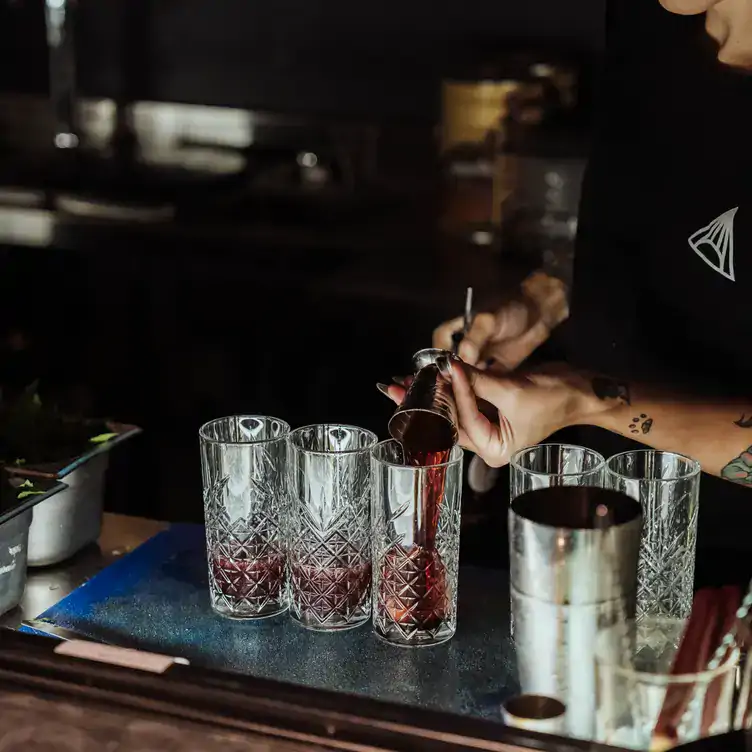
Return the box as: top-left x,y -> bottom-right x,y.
718,55 -> 752,73
712,45 -> 752,73
660,0 -> 714,15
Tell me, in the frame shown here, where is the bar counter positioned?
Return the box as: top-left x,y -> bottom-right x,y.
0,512 -> 590,752
5,515 -> 519,722
1,513 -> 749,752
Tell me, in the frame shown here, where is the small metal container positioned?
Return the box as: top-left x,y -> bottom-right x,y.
509,486 -> 642,740
388,348 -> 458,450
0,475 -> 68,615
27,452 -> 109,567
4,422 -> 141,567
0,510 -> 33,616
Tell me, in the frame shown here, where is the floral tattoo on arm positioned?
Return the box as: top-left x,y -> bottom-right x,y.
721,449 -> 752,485
720,414 -> 752,485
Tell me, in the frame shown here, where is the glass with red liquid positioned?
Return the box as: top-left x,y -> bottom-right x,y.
200,415 -> 290,619
371,433 -> 463,647
287,424 -> 377,631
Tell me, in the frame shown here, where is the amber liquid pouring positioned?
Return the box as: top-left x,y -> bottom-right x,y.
380,412 -> 454,630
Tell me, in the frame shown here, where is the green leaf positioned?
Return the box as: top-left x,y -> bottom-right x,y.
19,479 -> 34,488
17,490 -> 45,500
13,458 -> 25,465
89,432 -> 118,444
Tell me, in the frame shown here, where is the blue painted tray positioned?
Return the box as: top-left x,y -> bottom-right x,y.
20,523 -> 518,722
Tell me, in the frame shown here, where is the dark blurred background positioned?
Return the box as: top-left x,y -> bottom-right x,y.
0,0 -> 604,559
1,0 -> 603,114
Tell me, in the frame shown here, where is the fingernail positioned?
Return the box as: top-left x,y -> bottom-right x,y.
376,382 -> 390,397
391,376 -> 406,386
436,355 -> 453,378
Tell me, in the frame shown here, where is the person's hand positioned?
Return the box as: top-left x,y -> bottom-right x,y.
379,359 -> 594,468
432,272 -> 569,371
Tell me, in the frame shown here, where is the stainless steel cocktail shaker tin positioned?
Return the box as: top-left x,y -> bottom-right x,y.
509,486 -> 642,740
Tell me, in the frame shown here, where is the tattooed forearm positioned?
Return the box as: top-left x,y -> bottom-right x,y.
734,414 -> 752,428
589,377 -> 652,435
591,376 -> 632,406
721,446 -> 752,485
629,414 -> 653,435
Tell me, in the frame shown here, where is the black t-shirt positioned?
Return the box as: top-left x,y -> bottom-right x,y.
570,0 -> 752,556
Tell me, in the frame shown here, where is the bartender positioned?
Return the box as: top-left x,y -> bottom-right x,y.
382,0 -> 752,585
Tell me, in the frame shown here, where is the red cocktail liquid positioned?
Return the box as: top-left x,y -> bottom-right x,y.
291,558 -> 371,621
380,411 -> 454,630
380,545 -> 448,630
211,551 -> 285,604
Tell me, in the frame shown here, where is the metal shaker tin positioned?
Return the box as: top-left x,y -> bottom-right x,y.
508,486 -> 642,741
388,348 -> 459,448
509,486 -> 642,606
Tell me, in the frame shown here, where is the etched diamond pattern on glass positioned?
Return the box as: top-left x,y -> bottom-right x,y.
287,424 -> 377,631
200,415 -> 290,619
371,440 -> 463,647
605,450 -> 700,621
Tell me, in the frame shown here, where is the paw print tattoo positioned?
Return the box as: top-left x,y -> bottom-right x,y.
629,414 -> 653,435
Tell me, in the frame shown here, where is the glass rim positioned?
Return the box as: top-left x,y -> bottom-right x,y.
510,443 -> 606,478
599,648 -> 739,685
605,449 -> 701,483
371,438 -> 463,469
289,423 -> 378,456
596,617 -> 739,684
199,415 -> 291,446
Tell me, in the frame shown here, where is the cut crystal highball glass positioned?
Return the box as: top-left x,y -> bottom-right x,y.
287,424 -> 377,631
200,415 -> 290,619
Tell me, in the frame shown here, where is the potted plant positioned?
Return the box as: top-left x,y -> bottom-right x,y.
0,382 -> 141,567
0,472 -> 67,615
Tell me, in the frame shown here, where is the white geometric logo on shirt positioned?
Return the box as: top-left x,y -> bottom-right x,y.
688,207 -> 738,281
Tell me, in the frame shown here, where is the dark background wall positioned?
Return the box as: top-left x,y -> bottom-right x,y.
0,0 -> 604,120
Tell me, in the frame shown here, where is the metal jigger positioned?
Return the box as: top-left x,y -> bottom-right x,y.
509,486 -> 642,740
388,348 -> 459,451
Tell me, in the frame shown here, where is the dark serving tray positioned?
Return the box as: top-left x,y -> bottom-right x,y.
19,523 -> 520,724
